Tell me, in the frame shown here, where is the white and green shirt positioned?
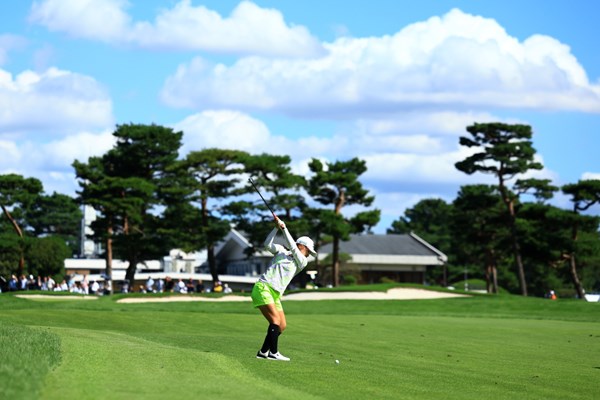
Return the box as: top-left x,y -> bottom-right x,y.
258,227 -> 308,294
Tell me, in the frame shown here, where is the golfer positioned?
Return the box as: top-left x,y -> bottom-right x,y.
252,216 -> 316,361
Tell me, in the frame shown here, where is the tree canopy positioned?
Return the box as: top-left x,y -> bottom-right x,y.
307,157 -> 379,286
455,123 -> 547,296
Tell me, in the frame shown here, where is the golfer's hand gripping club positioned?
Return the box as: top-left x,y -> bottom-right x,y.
275,216 -> 286,230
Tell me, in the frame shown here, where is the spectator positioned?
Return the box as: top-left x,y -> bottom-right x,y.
146,276 -> 155,293
56,280 -> 68,291
70,282 -> 84,294
156,278 -> 164,293
121,280 -> 130,294
165,276 -> 174,292
223,283 -> 232,294
90,280 -> 99,295
9,275 -> 18,291
28,275 -> 37,290
81,276 -> 89,295
177,279 -> 186,293
186,278 -> 195,294
47,276 -> 56,291
214,281 -> 223,293
196,280 -> 205,293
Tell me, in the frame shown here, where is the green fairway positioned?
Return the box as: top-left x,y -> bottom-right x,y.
1,291 -> 599,399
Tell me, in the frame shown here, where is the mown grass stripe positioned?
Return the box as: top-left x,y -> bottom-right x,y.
40,327 -> 322,400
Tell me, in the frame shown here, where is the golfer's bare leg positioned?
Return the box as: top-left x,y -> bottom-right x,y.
277,310 -> 287,332
258,304 -> 287,332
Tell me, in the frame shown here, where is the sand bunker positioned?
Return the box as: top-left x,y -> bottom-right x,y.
282,288 -> 468,301
116,288 -> 468,303
118,295 -> 249,303
13,288 -> 469,303
15,294 -> 99,300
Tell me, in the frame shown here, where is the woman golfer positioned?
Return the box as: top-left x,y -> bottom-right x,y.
252,216 -> 316,361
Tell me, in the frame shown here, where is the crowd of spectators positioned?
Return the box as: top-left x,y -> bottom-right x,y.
131,277 -> 232,294
0,274 -> 107,295
1,274 -> 234,295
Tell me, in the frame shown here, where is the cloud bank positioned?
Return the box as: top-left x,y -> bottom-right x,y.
29,0 -> 324,57
161,8 -> 600,116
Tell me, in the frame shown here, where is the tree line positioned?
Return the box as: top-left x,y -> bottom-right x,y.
0,124 -> 379,292
0,174 -> 80,282
1,122 -> 598,297
389,123 -> 600,298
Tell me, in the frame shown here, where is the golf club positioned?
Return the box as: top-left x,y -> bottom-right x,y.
248,177 -> 277,219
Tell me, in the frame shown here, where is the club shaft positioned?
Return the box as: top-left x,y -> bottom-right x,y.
248,178 -> 277,217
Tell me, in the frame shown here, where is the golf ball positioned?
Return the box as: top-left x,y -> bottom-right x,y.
335,359 -> 340,364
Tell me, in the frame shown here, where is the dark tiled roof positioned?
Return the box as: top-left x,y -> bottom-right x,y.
318,234 -> 440,257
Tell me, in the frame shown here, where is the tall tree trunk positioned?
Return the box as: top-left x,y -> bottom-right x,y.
510,220 -> 527,296
491,247 -> 499,294
208,244 -> 218,286
201,194 -> 219,287
485,249 -> 493,294
485,249 -> 499,294
331,189 -> 345,288
498,176 -> 527,296
105,223 -> 113,295
442,264 -> 447,287
1,204 -> 25,276
125,255 -> 137,289
568,214 -> 585,299
124,215 -> 138,290
569,255 -> 585,299
124,235 -> 137,286
332,236 -> 340,287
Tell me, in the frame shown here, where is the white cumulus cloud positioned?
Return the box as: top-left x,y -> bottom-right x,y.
0,67 -> 113,136
363,146 -> 477,185
29,0 -> 131,42
161,8 -> 600,116
37,130 -> 116,169
174,110 -> 278,155
0,130 -> 115,196
29,0 -> 323,57
582,172 -> 600,181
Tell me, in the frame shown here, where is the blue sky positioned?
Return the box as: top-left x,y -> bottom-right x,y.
1,0 -> 599,233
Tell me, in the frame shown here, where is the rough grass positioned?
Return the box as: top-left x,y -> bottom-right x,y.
0,324 -> 61,400
0,289 -> 599,399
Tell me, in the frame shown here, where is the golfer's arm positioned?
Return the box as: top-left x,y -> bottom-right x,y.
281,227 -> 308,268
264,228 -> 279,254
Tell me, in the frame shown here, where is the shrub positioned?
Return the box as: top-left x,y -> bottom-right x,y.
342,275 -> 357,286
